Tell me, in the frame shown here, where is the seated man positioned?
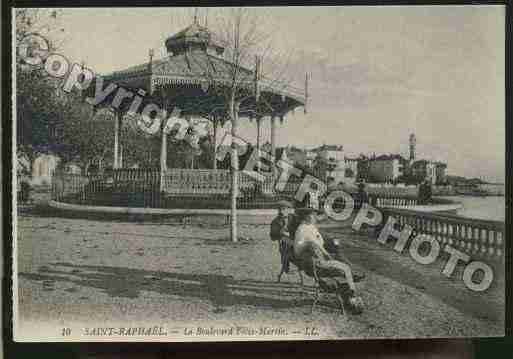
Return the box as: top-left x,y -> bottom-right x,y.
293,208 -> 364,308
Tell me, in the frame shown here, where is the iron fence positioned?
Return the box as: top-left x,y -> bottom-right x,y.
52,169 -> 452,210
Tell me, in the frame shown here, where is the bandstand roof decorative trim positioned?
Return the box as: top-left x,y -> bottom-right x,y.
105,52 -> 305,105
101,22 -> 306,116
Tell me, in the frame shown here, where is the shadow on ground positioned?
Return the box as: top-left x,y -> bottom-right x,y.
18,203 -> 223,225
20,263 -> 319,313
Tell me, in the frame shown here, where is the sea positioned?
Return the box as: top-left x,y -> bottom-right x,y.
441,196 -> 506,222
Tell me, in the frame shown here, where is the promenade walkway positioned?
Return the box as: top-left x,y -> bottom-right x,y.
15,203 -> 504,340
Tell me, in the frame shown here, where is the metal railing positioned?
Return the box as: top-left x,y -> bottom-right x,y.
51,172 -> 92,203
162,169 -> 232,196
161,169 -> 276,196
369,195 -> 419,207
51,169 -> 284,209
51,169 -> 460,211
52,169 -> 161,207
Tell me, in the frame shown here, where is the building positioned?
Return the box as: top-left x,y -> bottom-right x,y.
351,134 -> 449,185
410,160 -> 447,185
434,162 -> 447,184
310,145 -> 345,185
478,183 -> 504,196
31,153 -> 61,186
409,133 -> 416,162
356,155 -> 370,182
344,157 -> 359,185
411,160 -> 438,184
279,146 -> 309,168
306,151 -> 316,168
368,154 -> 405,183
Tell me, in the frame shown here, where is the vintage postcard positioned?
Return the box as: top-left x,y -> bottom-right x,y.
12,5 -> 505,342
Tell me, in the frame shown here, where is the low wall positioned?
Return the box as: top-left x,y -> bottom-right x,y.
364,184 -> 457,196
48,200 -> 277,216
380,207 -> 505,263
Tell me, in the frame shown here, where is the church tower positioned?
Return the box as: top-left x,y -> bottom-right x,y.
409,133 -> 416,162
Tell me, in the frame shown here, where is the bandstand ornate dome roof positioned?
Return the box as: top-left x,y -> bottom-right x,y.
97,21 -> 305,118
164,21 -> 225,56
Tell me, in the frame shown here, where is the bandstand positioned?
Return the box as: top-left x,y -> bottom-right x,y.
55,19 -> 307,210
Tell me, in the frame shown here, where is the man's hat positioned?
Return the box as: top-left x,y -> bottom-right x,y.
276,200 -> 293,208
293,191 -> 324,215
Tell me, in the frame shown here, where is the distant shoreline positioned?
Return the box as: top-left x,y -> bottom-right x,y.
440,195 -> 505,222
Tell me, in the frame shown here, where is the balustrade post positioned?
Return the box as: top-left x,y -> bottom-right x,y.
493,230 -> 498,257
479,228 -> 484,253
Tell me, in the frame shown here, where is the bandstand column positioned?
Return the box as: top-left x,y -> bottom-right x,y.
185,115 -> 193,169
270,115 -> 276,175
119,145 -> 123,168
213,116 -> 218,170
160,108 -> 168,192
256,117 -> 261,172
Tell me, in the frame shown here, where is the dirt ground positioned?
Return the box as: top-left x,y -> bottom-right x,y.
15,200 -> 504,341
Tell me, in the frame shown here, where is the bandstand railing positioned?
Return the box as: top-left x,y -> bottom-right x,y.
52,169 -> 161,207
51,169 -> 460,211
51,172 -> 92,203
161,169 -> 276,196
51,169 -> 284,209
162,169 -> 232,196
380,207 -> 505,262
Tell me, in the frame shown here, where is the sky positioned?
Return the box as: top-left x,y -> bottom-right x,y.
32,6 -> 505,182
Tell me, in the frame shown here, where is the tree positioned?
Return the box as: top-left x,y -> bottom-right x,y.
59,101 -> 164,172
167,140 -> 197,169
195,8 -> 294,242
15,9 -> 64,46
17,68 -> 62,154
16,9 -> 66,168
59,101 -> 114,171
121,114 -> 161,169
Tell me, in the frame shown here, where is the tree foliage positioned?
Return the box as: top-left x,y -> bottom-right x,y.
16,9 -> 65,162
